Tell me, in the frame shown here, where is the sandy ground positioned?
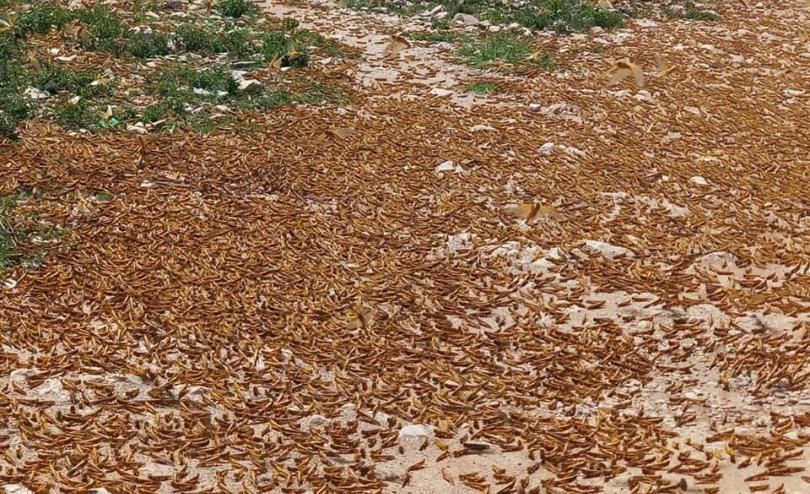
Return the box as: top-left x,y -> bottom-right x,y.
1,0 -> 810,493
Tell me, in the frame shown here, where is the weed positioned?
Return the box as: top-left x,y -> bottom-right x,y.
464,81 -> 503,94
29,64 -> 105,97
126,30 -> 171,58
457,33 -> 532,68
0,189 -> 69,271
431,18 -> 451,30
666,2 -> 719,21
14,3 -> 74,37
409,31 -> 458,43
92,191 -> 114,202
77,5 -> 124,53
52,99 -> 97,130
508,0 -> 623,33
262,32 -> 309,67
215,0 -> 259,18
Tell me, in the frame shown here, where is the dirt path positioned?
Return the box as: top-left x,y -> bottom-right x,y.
1,1 -> 809,493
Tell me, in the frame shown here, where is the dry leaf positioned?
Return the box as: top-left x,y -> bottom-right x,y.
510,202 -> 560,223
596,0 -> 613,9
384,35 -> 411,57
606,60 -> 645,87
329,127 -> 355,139
346,306 -> 373,329
442,468 -> 455,485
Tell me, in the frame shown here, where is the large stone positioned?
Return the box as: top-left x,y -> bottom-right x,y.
453,13 -> 480,26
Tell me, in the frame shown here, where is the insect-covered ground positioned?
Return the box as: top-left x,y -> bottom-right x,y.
1,0 -> 809,493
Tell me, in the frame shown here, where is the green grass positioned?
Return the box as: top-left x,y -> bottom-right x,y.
456,33 -> 552,69
215,0 -> 259,18
0,189 -> 62,272
126,30 -> 171,58
409,31 -> 458,43
346,0 -> 624,33
0,1 -> 347,135
464,81 -> 503,94
14,3 -> 74,37
666,2 -> 719,21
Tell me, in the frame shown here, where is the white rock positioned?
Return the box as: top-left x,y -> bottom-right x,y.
452,13 -> 479,26
398,424 -> 433,438
428,5 -> 444,16
300,414 -> 330,430
635,19 -> 658,28
469,124 -> 496,132
661,131 -> 682,144
24,87 -> 50,100
690,176 -> 708,186
537,142 -> 555,155
435,160 -> 464,174
127,123 -> 148,134
5,485 -> 34,494
582,240 -> 632,259
238,79 -> 265,94
193,88 -> 212,96
430,87 -> 453,97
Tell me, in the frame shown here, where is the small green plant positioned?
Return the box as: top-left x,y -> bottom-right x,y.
126,30 -> 170,58
666,2 -> 719,21
464,81 -> 503,94
262,32 -> 309,67
52,99 -> 97,129
215,0 -> 259,18
457,32 -> 532,68
409,31 -> 458,43
0,190 -> 68,271
77,5 -> 124,52
14,3 -> 74,37
92,191 -> 115,201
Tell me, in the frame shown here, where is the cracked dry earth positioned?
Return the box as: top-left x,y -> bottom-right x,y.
2,1 -> 810,494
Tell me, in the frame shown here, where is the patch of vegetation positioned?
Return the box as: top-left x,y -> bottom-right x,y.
0,1 -> 347,135
0,189 -> 63,272
51,98 -> 97,130
262,32 -> 308,67
347,0 -> 623,33
409,31 -> 458,43
14,2 -> 74,37
175,24 -> 254,57
666,1 -> 719,21
510,0 -> 623,33
77,4 -> 125,53
215,0 -> 259,18
464,81 -> 503,94
457,32 -> 552,69
126,30 -> 171,58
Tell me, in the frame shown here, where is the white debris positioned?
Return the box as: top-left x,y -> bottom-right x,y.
399,424 -> 433,438
127,123 -> 148,134
452,13 -> 480,26
582,240 -> 633,259
690,176 -> 709,186
661,132 -> 682,144
435,160 -> 463,173
5,485 -> 34,494
469,124 -> 496,132
238,79 -> 265,94
537,142 -> 555,155
24,87 -> 50,100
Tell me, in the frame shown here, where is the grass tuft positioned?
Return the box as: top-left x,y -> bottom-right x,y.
464,81 -> 503,94
215,0 -> 259,18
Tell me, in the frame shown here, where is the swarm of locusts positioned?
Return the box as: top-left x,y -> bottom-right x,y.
1,0 -> 810,493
